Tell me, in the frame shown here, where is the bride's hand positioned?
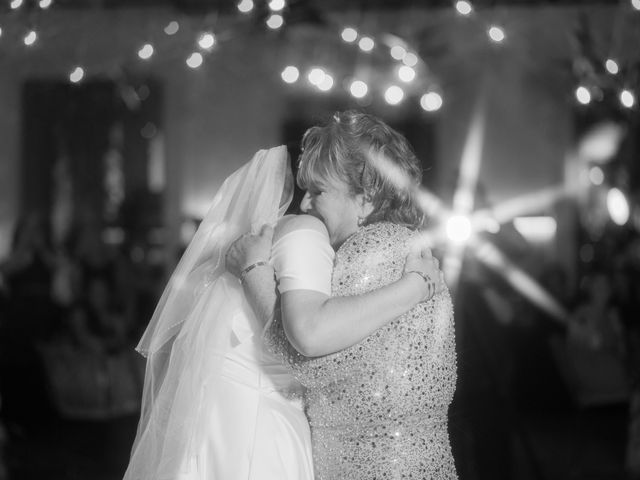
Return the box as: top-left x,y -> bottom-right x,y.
225,224 -> 274,279
403,245 -> 445,301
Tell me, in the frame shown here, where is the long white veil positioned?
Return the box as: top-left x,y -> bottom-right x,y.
124,146 -> 293,480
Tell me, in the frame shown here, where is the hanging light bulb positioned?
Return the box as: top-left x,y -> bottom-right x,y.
341,27 -> 358,43
237,0 -> 254,13
24,30 -> 37,46
266,14 -> 284,29
186,52 -> 204,69
198,32 -> 216,50
69,66 -> 84,83
138,43 -> 154,60
281,66 -> 299,83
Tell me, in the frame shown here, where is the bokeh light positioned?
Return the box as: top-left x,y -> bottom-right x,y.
455,1 -> 473,15
69,66 -> 84,83
605,58 -> 619,75
138,43 -> 154,60
266,14 -> 284,29
341,27 -> 358,43
398,65 -> 416,82
607,187 -> 630,225
186,52 -> 203,68
349,80 -> 368,98
620,89 -> 636,108
420,92 -> 443,111
384,85 -> 404,105
281,66 -> 299,83
237,0 -> 254,13
575,85 -> 591,105
488,26 -> 505,42
164,21 -> 179,35
358,36 -> 375,52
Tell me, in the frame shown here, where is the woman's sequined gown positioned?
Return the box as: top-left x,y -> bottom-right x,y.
272,222 -> 458,479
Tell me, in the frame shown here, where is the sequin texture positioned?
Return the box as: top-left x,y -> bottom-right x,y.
270,222 -> 458,479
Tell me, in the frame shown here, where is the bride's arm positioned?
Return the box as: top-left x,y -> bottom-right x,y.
225,224 -> 278,327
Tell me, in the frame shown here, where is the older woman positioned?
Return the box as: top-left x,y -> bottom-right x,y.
232,111 -> 458,479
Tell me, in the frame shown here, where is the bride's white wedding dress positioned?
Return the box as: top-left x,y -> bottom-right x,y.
123,147 -> 314,480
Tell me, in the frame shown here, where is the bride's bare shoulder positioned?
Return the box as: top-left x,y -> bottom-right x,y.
274,214 -> 328,242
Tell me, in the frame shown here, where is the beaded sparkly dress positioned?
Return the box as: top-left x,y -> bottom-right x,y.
281,222 -> 458,479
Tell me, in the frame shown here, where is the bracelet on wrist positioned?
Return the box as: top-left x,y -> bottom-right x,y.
239,261 -> 270,283
404,270 -> 436,299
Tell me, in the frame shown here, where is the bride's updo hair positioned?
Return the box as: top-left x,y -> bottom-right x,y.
297,110 -> 425,228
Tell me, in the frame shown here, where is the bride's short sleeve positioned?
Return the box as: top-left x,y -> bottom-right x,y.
271,228 -> 334,295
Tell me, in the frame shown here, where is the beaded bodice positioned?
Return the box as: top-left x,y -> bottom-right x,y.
282,222 -> 458,479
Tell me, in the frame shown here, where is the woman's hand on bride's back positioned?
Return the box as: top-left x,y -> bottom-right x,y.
225,224 -> 274,278
403,244 -> 446,302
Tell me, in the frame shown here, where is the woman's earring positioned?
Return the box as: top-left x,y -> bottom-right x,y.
357,216 -> 365,227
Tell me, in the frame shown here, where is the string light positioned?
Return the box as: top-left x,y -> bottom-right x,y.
605,58 -> 619,75
307,67 -> 326,86
198,32 -> 216,50
164,21 -> 179,35
349,80 -> 368,98
281,65 -> 299,83
138,43 -> 154,60
398,65 -> 416,82
620,89 -> 636,108
358,36 -> 375,52
575,85 -> 591,105
589,166 -> 604,185
10,0 -> 23,10
421,91 -> 443,111
186,52 -> 203,69
266,14 -> 284,29
39,0 -> 52,8
69,66 -> 84,83
390,45 -> 406,61
402,52 -> 418,67
341,27 -> 358,43
384,85 -> 404,105
318,74 -> 334,91
455,1 -> 473,16
237,0 -> 254,13
268,0 -> 285,11
24,30 -> 37,46
488,26 -> 505,43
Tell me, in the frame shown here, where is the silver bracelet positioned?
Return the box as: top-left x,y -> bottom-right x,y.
239,261 -> 270,283
404,270 -> 436,298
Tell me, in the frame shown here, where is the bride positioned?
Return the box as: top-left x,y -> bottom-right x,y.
123,141 -> 443,479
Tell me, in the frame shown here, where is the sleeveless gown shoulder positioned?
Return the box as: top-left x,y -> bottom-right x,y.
286,222 -> 458,480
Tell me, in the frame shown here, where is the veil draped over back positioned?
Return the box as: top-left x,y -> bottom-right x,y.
124,146 -> 293,479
